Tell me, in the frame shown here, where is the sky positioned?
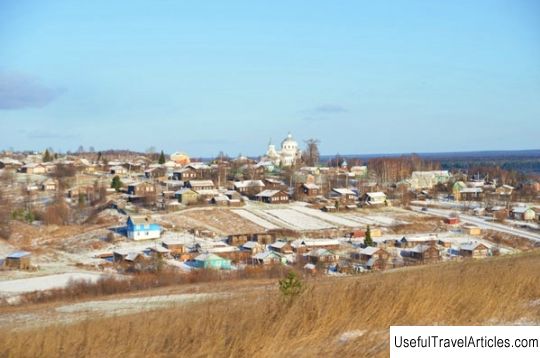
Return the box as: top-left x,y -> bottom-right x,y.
1,0 -> 539,157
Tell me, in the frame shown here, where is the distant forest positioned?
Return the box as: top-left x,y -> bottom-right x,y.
323,150 -> 540,175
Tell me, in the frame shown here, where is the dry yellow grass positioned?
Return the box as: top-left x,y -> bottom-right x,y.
2,252 -> 540,357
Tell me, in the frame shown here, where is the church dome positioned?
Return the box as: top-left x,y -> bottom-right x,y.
281,133 -> 298,151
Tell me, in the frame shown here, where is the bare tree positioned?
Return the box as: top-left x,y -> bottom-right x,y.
0,184 -> 12,239
302,138 -> 320,167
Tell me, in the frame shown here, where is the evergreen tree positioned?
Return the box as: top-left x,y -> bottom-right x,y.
278,271 -> 303,299
42,149 -> 52,162
111,175 -> 123,192
364,225 -> 374,247
158,150 -> 166,164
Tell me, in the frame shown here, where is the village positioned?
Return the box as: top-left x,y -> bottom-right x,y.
1,133 -> 540,301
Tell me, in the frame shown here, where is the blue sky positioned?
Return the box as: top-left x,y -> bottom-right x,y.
1,0 -> 539,157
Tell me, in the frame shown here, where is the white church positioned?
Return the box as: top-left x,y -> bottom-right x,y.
262,133 -> 302,167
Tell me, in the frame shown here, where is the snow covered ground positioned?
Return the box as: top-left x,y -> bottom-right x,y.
55,292 -> 220,315
340,214 -> 405,226
0,272 -> 105,297
232,209 -> 280,230
292,206 -> 360,227
263,209 -> 335,230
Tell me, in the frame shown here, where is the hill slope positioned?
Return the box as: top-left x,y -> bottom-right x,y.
2,252 -> 540,357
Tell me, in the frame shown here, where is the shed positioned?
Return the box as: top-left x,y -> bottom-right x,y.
4,251 -> 31,270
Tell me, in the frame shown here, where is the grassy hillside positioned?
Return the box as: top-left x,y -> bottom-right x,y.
2,252 -> 540,357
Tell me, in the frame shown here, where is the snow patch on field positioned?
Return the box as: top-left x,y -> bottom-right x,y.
263,209 -> 335,230
0,272 -> 105,296
292,206 -> 360,227
232,209 -> 280,230
55,293 -> 219,315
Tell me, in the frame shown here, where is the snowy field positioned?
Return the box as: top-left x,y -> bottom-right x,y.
0,272 -> 105,296
340,214 -> 405,226
292,206 -> 360,227
232,209 -> 280,230
249,209 -> 299,230
55,292 -> 220,315
263,209 -> 335,230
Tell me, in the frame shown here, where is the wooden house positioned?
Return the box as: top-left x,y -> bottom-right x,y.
331,188 -> 357,204
4,251 -> 31,270
459,242 -> 489,258
299,183 -> 320,197
184,180 -> 215,191
127,182 -> 155,196
144,166 -> 167,179
241,241 -> 264,254
402,243 -> 441,264
263,178 -> 287,190
175,188 -> 199,205
41,178 -> 58,191
20,163 -> 46,174
268,241 -> 293,254
172,167 -> 198,181
162,240 -> 187,256
253,233 -> 275,245
360,192 -> 387,206
227,234 -> 250,246
233,180 -> 265,196
291,239 -> 340,253
255,190 -> 289,204
463,225 -> 482,236
511,206 -> 535,221
126,216 -> 161,240
351,246 -> 389,262
251,251 -> 284,265
307,248 -> 339,264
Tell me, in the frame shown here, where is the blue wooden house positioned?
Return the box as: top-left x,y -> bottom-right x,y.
126,216 -> 161,241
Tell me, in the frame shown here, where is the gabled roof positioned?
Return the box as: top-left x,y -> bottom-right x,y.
233,180 -> 265,188
256,189 -> 285,198
512,206 -> 532,214
358,246 -> 381,256
302,183 -> 320,189
128,215 -> 157,225
291,239 -> 340,248
410,244 -> 438,254
194,253 -> 226,261
175,188 -> 197,195
264,178 -> 285,185
253,251 -> 282,260
6,251 -> 31,259
332,188 -> 355,195
186,180 -> 215,187
269,241 -> 290,249
308,248 -> 334,257
242,241 -> 261,249
460,242 -> 488,251
125,252 -> 146,261
365,192 -> 386,199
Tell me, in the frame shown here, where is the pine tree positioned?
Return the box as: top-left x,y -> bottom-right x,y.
111,175 -> 123,192
278,271 -> 303,299
42,149 -> 52,162
364,225 -> 374,247
158,150 -> 166,164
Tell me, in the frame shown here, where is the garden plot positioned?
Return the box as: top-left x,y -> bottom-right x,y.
263,209 -> 335,231
291,206 -> 360,227
232,210 -> 280,230
249,209 -> 298,230
340,214 -> 405,227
